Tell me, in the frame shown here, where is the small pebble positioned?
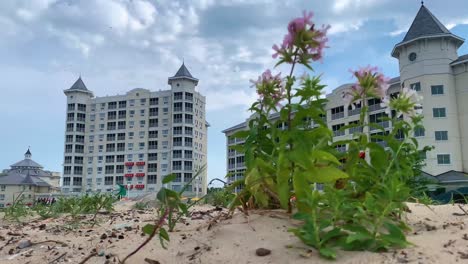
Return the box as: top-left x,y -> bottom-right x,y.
256,248 -> 271,257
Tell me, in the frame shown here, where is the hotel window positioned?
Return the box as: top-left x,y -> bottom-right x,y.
140,109 -> 145,116
332,124 -> 345,137
437,154 -> 451,165
139,131 -> 145,138
117,133 -> 125,140
149,130 -> 158,139
163,96 -> 169,104
432,108 -> 446,118
119,101 -> 127,108
118,110 -> 126,119
148,153 -> 157,161
63,177 -> 71,186
140,98 -> 146,105
129,99 -> 135,106
108,102 -> 117,109
139,142 -> 145,150
331,106 -> 345,120
150,98 -> 159,105
149,107 -> 158,116
410,82 -> 421,92
431,85 -> 444,95
148,141 -> 158,150
0,185 -> 5,191
148,163 -> 158,172
116,155 -> 125,162
414,127 -> 425,137
139,120 -> 145,128
128,143 -> 133,150
435,131 -> 448,141
149,118 -> 158,127
148,175 -> 157,184
116,176 -> 124,185
163,107 -> 169,114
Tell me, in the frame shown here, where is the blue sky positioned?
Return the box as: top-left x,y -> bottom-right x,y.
1,0 -> 468,186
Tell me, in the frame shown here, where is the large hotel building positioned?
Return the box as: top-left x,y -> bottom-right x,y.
223,4 -> 468,189
62,64 -> 208,196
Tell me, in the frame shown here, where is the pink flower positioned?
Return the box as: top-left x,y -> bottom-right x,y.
250,70 -> 285,105
272,10 -> 330,64
342,66 -> 389,108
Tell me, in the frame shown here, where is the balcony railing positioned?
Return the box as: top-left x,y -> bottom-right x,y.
370,121 -> 390,131
369,104 -> 383,112
349,127 -> 363,134
333,130 -> 345,137
348,108 -> 361,116
331,112 -> 344,120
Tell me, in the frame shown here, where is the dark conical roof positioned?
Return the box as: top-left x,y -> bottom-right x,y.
168,63 -> 199,85
25,148 -> 31,155
69,77 -> 89,91
402,5 -> 451,42
173,63 -> 194,78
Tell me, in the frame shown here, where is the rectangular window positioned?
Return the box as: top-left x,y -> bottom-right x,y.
104,176 -> 114,185
118,110 -> 126,119
414,127 -> 425,137
173,150 -> 182,159
107,134 -> 116,141
433,108 -> 446,118
149,131 -> 158,138
149,118 -> 158,127
172,161 -> 182,170
108,111 -> 117,120
435,131 -> 448,141
119,101 -> 127,108
117,133 -> 126,140
174,92 -> 183,100
410,82 -> 421,91
331,106 -> 345,120
437,154 -> 451,165
116,176 -> 124,185
174,102 -> 183,112
148,153 -> 157,161
116,155 -> 125,162
149,107 -> 158,116
332,123 -> 345,137
431,85 -> 444,95
150,98 -> 159,105
148,141 -> 158,150
148,175 -> 157,184
148,163 -> 158,172
174,114 -> 183,123
108,102 -> 117,109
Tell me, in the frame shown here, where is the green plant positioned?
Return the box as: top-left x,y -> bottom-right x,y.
120,165 -> 206,263
206,188 -> 235,208
3,195 -> 32,222
233,10 -> 429,259
134,201 -> 150,210
33,203 -> 60,219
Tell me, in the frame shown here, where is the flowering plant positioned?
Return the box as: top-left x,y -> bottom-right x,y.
230,10 -> 430,259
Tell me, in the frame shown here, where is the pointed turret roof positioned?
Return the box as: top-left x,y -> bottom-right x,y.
402,4 -> 450,42
69,77 -> 89,91
174,63 -> 194,78
25,148 -> 31,156
392,4 -> 464,57
168,63 -> 199,85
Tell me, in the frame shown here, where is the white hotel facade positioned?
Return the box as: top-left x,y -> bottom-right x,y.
61,64 -> 208,196
223,5 -> 468,187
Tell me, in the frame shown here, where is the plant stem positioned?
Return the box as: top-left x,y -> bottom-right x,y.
121,208 -> 170,263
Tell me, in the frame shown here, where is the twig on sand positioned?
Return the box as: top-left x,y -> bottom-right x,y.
32,240 -> 68,247
458,205 -> 468,216
119,208 -> 170,263
78,250 -> 98,264
48,252 -> 67,264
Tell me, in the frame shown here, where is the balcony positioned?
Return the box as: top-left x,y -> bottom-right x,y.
135,173 -> 145,177
348,108 -> 361,116
369,104 -> 384,112
331,112 -> 344,120
125,162 -> 135,166
135,184 -> 145,189
124,174 -> 134,178
333,130 -> 345,137
370,121 -> 390,131
136,161 -> 146,166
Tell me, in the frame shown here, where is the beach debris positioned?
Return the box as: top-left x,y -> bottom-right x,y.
144,258 -> 161,264
17,239 -> 32,249
256,248 -> 271,256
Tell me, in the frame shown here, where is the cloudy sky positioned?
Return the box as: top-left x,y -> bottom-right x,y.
1,0 -> 468,185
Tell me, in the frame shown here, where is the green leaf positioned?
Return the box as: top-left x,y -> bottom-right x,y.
277,153 -> 291,209
163,174 -> 177,184
159,227 -> 170,241
142,224 -> 155,235
319,247 -> 336,259
179,203 -> 188,215
308,166 -> 348,183
311,150 -> 341,165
